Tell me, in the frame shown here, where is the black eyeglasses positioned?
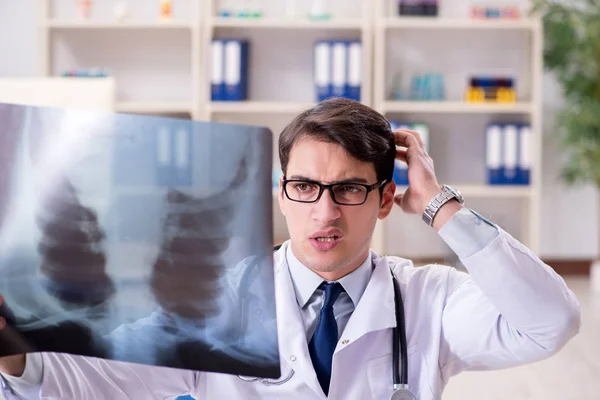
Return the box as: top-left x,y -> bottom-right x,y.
282,178 -> 387,206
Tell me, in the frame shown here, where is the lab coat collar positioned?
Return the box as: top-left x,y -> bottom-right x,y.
335,249 -> 397,348
273,241 -> 397,397
274,241 -> 325,397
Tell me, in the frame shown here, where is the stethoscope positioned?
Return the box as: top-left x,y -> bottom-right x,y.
237,245 -> 417,400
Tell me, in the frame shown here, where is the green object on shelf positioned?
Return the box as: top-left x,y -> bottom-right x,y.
308,13 -> 332,20
237,9 -> 263,18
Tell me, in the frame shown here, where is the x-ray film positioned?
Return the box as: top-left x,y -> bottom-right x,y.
0,102 -> 279,378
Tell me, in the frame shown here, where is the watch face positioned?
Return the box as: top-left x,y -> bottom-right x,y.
444,185 -> 464,204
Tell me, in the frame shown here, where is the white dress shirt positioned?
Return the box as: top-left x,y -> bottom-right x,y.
286,244 -> 373,341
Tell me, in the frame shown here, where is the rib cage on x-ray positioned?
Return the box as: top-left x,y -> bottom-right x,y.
150,150 -> 249,322
36,177 -> 115,307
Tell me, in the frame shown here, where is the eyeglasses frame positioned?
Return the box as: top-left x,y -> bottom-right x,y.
281,178 -> 389,206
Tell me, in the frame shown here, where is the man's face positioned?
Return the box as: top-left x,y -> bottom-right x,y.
278,138 -> 395,280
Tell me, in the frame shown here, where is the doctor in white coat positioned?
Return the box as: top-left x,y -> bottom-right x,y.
0,98 -> 581,399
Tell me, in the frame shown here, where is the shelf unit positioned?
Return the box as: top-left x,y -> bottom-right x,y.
381,101 -> 534,114
372,0 -> 543,256
199,0 -> 374,122
210,16 -> 365,30
36,0 -> 544,258
45,21 -> 195,30
382,16 -> 538,30
206,100 -> 316,115
38,0 -> 203,119
114,100 -> 194,114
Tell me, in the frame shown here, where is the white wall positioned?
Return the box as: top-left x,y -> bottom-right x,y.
0,0 -> 597,260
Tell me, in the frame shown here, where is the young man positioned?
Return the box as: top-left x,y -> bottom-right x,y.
0,98 -> 580,399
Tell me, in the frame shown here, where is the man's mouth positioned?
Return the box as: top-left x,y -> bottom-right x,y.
310,230 -> 342,250
314,236 -> 340,242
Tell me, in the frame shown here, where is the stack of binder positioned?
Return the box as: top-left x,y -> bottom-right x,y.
390,121 -> 430,186
485,123 -> 531,185
156,124 -> 193,187
211,38 -> 250,101
313,39 -> 362,102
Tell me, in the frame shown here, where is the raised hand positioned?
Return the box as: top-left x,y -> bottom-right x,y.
392,129 -> 441,215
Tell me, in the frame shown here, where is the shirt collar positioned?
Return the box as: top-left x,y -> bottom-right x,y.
286,244 -> 373,308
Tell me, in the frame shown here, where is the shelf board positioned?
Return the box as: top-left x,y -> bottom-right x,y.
272,184 -> 531,199
208,101 -> 315,114
46,20 -> 194,29
210,17 -> 363,29
382,101 -> 533,114
383,17 -> 538,30
116,101 -> 193,114
396,184 -> 533,198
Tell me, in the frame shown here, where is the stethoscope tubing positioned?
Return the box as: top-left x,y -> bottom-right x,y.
391,273 -> 408,386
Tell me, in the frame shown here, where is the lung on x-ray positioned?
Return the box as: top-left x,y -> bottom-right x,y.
0,102 -> 279,379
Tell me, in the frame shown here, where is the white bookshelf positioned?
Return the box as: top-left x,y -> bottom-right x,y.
115,100 -> 194,114
36,0 -> 544,258
382,101 -> 534,114
398,184 -> 534,198
45,21 -> 194,29
200,0 -> 374,122
210,17 -> 364,30
372,0 -> 543,256
38,0 -> 203,119
383,17 -> 538,30
206,100 -> 316,115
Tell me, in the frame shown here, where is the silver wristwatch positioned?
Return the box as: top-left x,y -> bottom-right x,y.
422,184 -> 464,226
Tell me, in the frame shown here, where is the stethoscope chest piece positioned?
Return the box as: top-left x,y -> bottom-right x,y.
389,388 -> 417,400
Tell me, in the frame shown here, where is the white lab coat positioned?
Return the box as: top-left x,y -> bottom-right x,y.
2,226 -> 581,400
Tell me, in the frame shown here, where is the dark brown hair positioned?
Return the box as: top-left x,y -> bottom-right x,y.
278,98 -> 396,183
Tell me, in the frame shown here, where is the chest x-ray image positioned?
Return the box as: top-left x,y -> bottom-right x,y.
0,102 -> 280,379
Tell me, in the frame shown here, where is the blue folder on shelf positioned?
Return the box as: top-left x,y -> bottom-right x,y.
210,39 -> 225,101
485,123 -> 504,185
155,123 -> 193,187
502,123 -> 519,185
517,124 -> 532,185
390,121 -> 412,186
331,40 -> 347,99
314,40 -> 332,102
345,40 -> 362,102
211,38 -> 249,101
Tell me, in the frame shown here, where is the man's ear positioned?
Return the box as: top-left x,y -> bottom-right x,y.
378,181 -> 395,220
278,175 -> 286,217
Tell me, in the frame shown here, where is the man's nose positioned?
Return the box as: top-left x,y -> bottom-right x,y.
311,189 -> 341,223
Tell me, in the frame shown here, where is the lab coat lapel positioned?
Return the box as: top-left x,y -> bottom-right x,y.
274,245 -> 325,398
337,253 -> 397,346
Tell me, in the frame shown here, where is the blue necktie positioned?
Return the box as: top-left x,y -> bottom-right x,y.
309,282 -> 344,396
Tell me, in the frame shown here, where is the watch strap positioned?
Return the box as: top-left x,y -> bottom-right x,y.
422,185 -> 461,226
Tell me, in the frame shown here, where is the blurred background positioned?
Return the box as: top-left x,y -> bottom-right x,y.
0,0 -> 598,399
